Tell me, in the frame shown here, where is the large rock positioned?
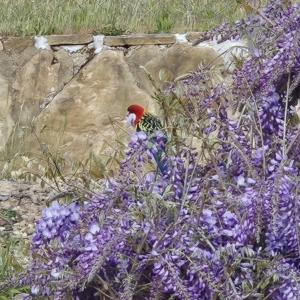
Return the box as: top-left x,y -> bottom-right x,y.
53,48 -> 74,85
0,44 -> 39,82
125,43 -> 223,96
46,34 -> 93,46
0,45 -> 73,165
0,76 -> 14,155
3,37 -> 33,54
31,49 -> 155,167
0,49 -> 14,79
12,51 -> 59,125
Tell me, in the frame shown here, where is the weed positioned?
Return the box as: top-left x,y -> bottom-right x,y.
0,239 -> 29,299
155,10 -> 174,33
0,0 -> 247,36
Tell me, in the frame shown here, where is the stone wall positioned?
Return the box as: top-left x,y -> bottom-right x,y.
0,33 -> 243,174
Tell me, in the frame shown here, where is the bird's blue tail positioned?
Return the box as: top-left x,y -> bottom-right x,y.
152,150 -> 168,175
147,134 -> 168,176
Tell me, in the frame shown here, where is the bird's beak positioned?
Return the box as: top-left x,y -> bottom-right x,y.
125,112 -> 136,126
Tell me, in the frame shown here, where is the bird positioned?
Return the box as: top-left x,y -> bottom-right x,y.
126,104 -> 168,175
126,104 -> 163,133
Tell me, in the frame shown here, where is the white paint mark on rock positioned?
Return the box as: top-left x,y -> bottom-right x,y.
175,33 -> 188,43
34,36 -> 51,50
93,35 -> 105,54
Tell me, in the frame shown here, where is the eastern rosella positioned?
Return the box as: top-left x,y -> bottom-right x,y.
126,104 -> 168,175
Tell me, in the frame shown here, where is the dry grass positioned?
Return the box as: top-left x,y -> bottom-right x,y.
0,0 -> 247,36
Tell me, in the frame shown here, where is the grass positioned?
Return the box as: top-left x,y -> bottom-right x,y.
0,238 -> 30,299
0,0 -> 247,36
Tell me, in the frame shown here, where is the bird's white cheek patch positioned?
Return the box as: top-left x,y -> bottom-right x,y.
126,113 -> 136,126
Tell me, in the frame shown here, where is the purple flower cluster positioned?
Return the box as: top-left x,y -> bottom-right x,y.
32,200 -> 80,245
10,1 -> 300,299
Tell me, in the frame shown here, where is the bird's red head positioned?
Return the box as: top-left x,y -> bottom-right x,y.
127,104 -> 145,126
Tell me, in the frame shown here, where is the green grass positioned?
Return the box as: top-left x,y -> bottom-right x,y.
0,0 -> 247,36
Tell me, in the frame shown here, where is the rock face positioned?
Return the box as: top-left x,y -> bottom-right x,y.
12,51 -> 59,125
0,34 -> 229,173
125,43 -> 223,95
33,49 -> 154,164
3,37 -> 33,54
0,76 -> 13,155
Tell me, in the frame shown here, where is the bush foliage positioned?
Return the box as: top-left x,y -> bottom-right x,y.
5,0 -> 300,299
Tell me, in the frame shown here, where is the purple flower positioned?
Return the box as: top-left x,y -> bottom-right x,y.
13,1 -> 300,299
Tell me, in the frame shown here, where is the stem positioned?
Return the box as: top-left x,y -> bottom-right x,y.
282,72 -> 290,157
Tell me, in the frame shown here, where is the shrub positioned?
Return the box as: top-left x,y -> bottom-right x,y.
6,0 -> 300,299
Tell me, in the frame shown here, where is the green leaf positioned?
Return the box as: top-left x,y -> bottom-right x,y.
159,68 -> 174,82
